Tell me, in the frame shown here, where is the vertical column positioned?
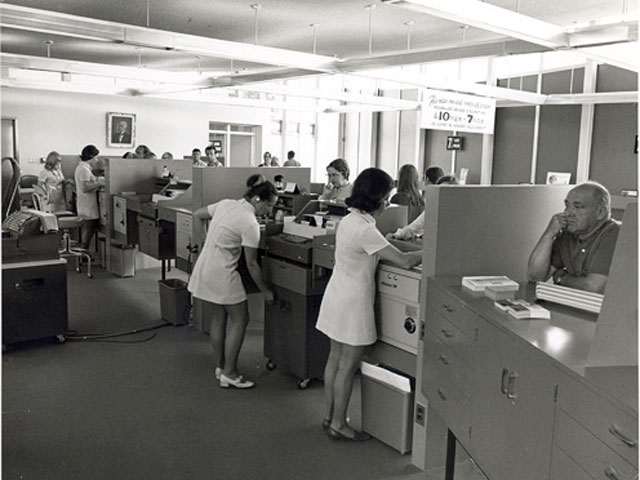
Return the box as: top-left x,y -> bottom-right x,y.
480,58 -> 496,185
576,60 -> 597,183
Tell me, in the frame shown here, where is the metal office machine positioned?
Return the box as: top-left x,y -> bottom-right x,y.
262,201 -> 345,389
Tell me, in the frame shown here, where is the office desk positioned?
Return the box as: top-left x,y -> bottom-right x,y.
158,205 -> 193,274
423,276 -> 638,480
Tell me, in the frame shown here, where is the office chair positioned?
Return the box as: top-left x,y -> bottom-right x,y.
32,191 -> 93,278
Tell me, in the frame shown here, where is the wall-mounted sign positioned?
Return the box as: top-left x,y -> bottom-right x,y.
421,89 -> 496,135
446,136 -> 463,151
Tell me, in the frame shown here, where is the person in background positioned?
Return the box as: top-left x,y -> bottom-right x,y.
188,177 -> 277,389
390,164 -> 425,223
192,148 -> 207,168
424,166 -> 445,187
273,174 -> 286,191
388,168 -> 454,241
123,152 -> 136,159
37,151 -> 70,213
283,150 -> 301,167
270,156 -> 280,167
161,152 -> 173,161
205,146 -> 224,167
317,168 -> 422,441
135,145 -> 156,159
259,151 -> 272,167
74,145 -> 104,251
319,158 -> 353,204
527,181 -> 619,294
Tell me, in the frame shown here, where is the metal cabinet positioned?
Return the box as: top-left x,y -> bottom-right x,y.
112,195 -> 138,245
175,212 -> 192,273
137,216 -> 175,260
263,284 -> 327,389
471,319 -> 558,480
551,370 -> 638,480
2,259 -> 68,344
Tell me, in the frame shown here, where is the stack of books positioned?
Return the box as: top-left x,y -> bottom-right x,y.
462,276 -> 519,294
494,299 -> 551,319
535,282 -> 603,314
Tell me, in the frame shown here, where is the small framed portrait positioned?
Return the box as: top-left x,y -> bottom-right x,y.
107,112 -> 136,148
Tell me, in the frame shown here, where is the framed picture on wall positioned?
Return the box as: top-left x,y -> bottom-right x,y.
107,112 -> 136,148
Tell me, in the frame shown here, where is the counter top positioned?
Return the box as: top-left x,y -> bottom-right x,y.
431,276 -> 637,413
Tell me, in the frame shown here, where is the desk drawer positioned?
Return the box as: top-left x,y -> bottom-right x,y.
377,269 -> 420,303
263,256 -> 311,295
176,212 -> 192,233
427,283 -> 477,338
425,307 -> 475,366
424,328 -> 473,394
422,362 -> 471,442
556,411 -> 638,480
558,372 -> 638,466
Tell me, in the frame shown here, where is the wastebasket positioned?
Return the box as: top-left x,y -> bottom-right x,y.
158,279 -> 190,325
360,361 -> 414,454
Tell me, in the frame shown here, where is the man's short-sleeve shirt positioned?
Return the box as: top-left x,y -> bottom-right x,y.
551,219 -> 620,277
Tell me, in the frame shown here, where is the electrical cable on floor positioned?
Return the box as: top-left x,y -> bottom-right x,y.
64,321 -> 171,342
75,333 -> 158,343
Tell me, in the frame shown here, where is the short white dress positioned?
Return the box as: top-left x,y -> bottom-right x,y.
188,199 -> 260,305
315,209 -> 390,346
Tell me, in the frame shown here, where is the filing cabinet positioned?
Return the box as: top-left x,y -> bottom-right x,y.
175,211 -> 192,273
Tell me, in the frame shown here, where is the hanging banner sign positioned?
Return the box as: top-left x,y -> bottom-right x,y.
421,89 -> 496,135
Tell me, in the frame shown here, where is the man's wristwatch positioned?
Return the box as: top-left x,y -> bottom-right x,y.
554,269 -> 567,285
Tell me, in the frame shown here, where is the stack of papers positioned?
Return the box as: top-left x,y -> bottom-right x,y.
535,282 -> 603,314
494,299 -> 551,319
462,276 -> 519,293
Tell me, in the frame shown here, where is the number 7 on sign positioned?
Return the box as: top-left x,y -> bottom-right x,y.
467,114 -> 474,123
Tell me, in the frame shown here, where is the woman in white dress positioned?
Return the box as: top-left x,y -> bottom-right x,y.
316,168 -> 422,441
188,177 -> 276,389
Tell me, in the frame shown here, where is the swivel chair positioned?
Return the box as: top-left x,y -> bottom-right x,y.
32,191 -> 93,278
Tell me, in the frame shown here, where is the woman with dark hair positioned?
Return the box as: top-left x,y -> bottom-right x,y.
74,145 -> 104,250
319,158 -> 352,203
316,168 -> 422,441
37,151 -> 69,212
188,180 -> 276,389
391,164 -> 425,223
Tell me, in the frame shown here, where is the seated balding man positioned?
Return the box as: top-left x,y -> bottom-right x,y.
527,181 -> 620,293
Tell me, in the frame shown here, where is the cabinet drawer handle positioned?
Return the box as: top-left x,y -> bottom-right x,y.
380,281 -> 397,288
442,303 -> 454,313
608,424 -> 637,447
604,466 -> 621,480
441,329 -> 454,338
437,389 -> 447,401
506,371 -> 518,400
438,355 -> 450,366
501,368 -> 509,394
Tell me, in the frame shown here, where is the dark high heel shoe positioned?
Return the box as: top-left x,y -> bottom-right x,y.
326,427 -> 372,442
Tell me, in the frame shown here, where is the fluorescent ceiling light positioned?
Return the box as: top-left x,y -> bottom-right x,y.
0,4 -> 339,72
381,0 -> 568,49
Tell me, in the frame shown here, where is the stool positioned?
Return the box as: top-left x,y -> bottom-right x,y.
58,215 -> 93,279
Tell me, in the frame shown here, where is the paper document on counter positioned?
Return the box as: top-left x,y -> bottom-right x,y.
360,362 -> 411,393
462,276 -> 519,292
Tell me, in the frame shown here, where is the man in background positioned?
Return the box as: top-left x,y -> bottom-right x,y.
283,150 -> 301,167
205,146 -> 224,167
111,119 -> 131,144
527,181 -> 620,293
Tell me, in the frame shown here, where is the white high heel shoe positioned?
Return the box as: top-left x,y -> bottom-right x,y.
219,373 -> 255,389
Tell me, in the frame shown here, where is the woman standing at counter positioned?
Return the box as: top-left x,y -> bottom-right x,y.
319,158 -> 352,203
188,177 -> 276,389
316,168 -> 422,441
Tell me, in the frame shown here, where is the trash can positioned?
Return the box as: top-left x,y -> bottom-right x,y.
158,279 -> 190,325
109,242 -> 135,277
360,361 -> 414,454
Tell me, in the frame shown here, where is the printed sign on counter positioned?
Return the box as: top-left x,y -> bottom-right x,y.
421,89 -> 496,135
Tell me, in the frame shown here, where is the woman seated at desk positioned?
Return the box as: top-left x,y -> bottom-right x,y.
391,164 -> 424,223
37,151 -> 71,213
319,158 -> 352,204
